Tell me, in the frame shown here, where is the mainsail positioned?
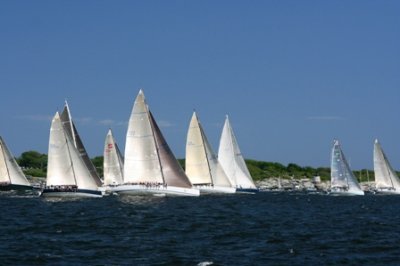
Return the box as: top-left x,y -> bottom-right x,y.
0,137 -> 31,186
185,112 -> 232,187
60,101 -> 102,186
374,139 -> 400,191
218,115 -> 256,189
330,140 -> 363,194
123,89 -> 192,187
46,112 -> 99,191
103,129 -> 124,186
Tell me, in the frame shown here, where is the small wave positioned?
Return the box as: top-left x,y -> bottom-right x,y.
197,261 -> 213,266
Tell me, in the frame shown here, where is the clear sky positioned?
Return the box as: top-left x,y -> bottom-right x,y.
0,1 -> 399,170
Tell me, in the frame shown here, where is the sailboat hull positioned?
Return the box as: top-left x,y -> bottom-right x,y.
41,188 -> 103,198
195,185 -> 236,194
375,188 -> 400,195
328,188 -> 364,196
236,187 -> 259,194
111,184 -> 200,197
0,184 -> 33,191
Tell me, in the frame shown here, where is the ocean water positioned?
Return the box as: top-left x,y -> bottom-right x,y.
1,192 -> 400,265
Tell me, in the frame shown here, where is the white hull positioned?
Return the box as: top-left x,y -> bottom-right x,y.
329,189 -> 364,196
195,185 -> 236,194
110,184 -> 200,197
375,188 -> 400,195
41,190 -> 103,198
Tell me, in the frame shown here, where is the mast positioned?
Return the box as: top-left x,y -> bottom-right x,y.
63,122 -> 78,187
63,100 -> 77,146
197,115 -> 214,185
146,103 -> 165,185
60,101 -> 102,186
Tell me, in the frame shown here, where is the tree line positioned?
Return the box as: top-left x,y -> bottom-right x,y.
17,151 -> 378,182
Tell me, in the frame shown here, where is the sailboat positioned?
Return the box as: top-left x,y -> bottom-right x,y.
0,136 -> 32,191
111,90 -> 199,196
101,129 -> 124,189
373,139 -> 400,194
60,101 -> 102,187
185,112 -> 236,194
329,140 -> 364,196
218,115 -> 258,193
41,112 -> 102,197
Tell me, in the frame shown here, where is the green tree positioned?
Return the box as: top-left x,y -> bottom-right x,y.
91,156 -> 104,177
18,151 -> 47,170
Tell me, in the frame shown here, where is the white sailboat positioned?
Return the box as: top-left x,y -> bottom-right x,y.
218,116 -> 258,193
102,129 -> 124,189
41,112 -> 102,197
60,101 -> 102,187
0,136 -> 32,191
373,139 -> 400,194
112,90 -> 199,196
329,140 -> 364,196
185,112 -> 236,194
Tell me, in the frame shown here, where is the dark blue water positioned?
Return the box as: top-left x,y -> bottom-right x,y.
1,192 -> 400,265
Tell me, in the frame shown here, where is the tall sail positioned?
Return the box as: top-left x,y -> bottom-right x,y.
186,112 -> 212,185
46,112 -> 99,191
330,140 -> 363,194
110,90 -> 199,196
0,137 -> 31,186
186,112 -> 232,187
103,129 -> 124,186
123,90 -> 163,184
149,111 -> 192,188
60,101 -> 102,186
218,116 -> 256,189
374,139 -> 400,191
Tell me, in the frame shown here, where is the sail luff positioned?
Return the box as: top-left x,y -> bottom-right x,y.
198,120 -> 214,185
64,127 -> 79,187
147,106 -> 165,185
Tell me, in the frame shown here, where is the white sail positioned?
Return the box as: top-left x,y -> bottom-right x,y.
218,116 -> 256,189
46,112 -> 99,191
123,89 -> 163,184
60,101 -> 102,186
186,112 -> 232,188
330,140 -> 364,195
185,112 -> 213,185
374,139 -> 400,191
103,129 -> 124,186
0,137 -> 31,186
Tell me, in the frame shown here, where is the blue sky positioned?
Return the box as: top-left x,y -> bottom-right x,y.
0,1 -> 399,169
